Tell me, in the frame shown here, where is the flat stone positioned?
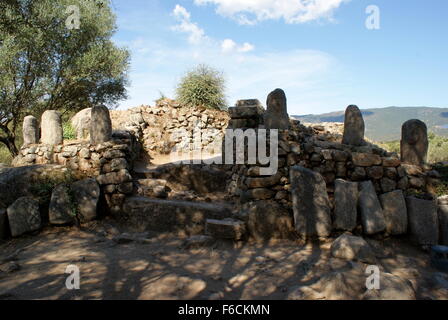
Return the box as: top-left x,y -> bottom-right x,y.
97,169 -> 132,185
379,190 -> 408,235
245,173 -> 281,188
205,219 -> 246,240
333,179 -> 358,231
7,197 -> 41,237
382,157 -> 401,167
352,153 -> 382,167
49,184 -> 76,225
358,181 -> 386,235
406,197 -> 439,246
242,188 -> 274,200
290,166 -> 332,238
71,178 -> 100,222
363,273 -> 416,300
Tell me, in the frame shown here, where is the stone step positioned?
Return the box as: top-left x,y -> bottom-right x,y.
122,196 -> 233,235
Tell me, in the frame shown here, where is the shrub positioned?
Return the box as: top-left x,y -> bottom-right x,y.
63,122 -> 77,140
176,64 -> 227,110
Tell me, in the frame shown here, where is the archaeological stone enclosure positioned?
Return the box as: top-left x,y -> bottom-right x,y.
1,88 -> 447,253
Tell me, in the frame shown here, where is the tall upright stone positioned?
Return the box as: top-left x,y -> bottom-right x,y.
41,110 -> 63,145
406,196 -> 438,246
342,105 -> 365,146
379,190 -> 408,235
22,115 -> 39,145
290,166 -> 332,238
400,119 -> 428,166
358,181 -> 386,235
264,89 -> 289,130
333,179 -> 358,231
90,105 -> 112,145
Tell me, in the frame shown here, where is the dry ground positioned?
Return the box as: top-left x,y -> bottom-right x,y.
0,219 -> 447,300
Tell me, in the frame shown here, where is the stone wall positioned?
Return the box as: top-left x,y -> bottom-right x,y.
109,99 -> 229,160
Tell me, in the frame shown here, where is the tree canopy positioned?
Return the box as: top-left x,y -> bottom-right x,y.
0,0 -> 130,156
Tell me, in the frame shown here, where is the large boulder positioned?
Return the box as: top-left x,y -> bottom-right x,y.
333,179 -> 358,231
7,196 -> 41,237
379,190 -> 408,235
331,234 -> 376,264
40,110 -> 63,145
290,166 -> 332,238
71,178 -> 100,222
363,273 -> 416,300
49,184 -> 76,225
70,108 -> 91,139
264,89 -> 289,130
400,119 -> 428,166
406,196 -> 439,246
358,181 -> 386,235
342,105 -> 365,146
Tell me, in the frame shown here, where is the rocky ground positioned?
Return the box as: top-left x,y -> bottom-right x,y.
0,218 -> 447,300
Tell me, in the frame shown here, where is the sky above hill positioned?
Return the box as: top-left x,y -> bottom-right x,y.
111,0 -> 448,115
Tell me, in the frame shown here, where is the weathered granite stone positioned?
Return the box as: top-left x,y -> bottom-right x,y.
351,153 -> 382,167
23,115 -> 39,145
90,105 -> 112,144
264,89 -> 289,130
406,196 -> 438,246
331,234 -> 376,263
71,108 -> 91,139
438,205 -> 448,246
342,105 -> 365,146
0,208 -> 7,239
333,179 -> 358,231
401,119 -> 428,166
358,181 -> 386,235
7,196 -> 41,237
379,190 -> 408,235
242,201 -> 294,241
41,110 -> 63,145
71,178 -> 100,222
205,219 -> 246,240
290,166 -> 332,238
49,184 -> 76,225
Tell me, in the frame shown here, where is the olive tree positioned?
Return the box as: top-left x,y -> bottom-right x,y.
0,0 -> 130,156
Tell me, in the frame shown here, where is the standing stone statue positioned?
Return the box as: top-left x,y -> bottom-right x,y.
400,119 -> 428,166
23,115 -> 39,145
264,89 -> 290,130
90,105 -> 112,145
342,105 -> 365,146
41,110 -> 63,145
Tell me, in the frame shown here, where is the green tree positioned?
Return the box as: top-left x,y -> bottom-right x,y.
0,0 -> 130,156
176,64 -> 227,110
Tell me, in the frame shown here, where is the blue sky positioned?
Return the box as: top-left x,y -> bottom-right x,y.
110,0 -> 448,115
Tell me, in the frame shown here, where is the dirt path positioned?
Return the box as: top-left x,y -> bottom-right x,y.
0,219 -> 447,300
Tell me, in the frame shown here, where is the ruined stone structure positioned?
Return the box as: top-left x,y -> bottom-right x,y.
4,94 -> 447,249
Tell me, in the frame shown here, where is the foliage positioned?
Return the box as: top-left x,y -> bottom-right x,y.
63,121 -> 76,140
176,64 -> 227,110
0,0 -> 130,156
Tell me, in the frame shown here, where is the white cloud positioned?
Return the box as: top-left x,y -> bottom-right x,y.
221,39 -> 255,53
194,0 -> 350,25
172,4 -> 206,44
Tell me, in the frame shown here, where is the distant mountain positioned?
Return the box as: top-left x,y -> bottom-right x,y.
293,106 -> 448,142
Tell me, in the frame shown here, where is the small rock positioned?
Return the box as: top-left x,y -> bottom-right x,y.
331,234 -> 376,264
